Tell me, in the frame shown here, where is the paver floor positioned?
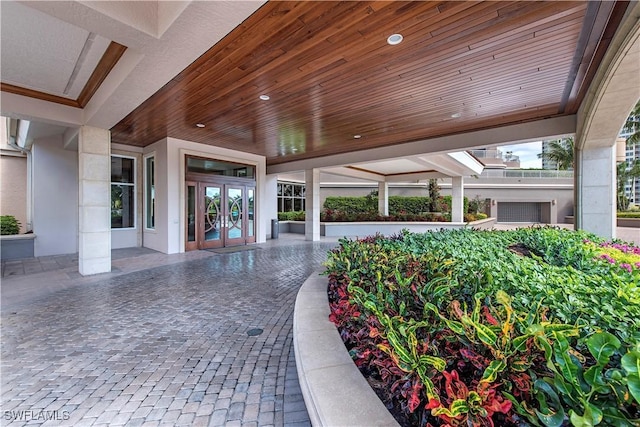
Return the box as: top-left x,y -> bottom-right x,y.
1,236 -> 338,426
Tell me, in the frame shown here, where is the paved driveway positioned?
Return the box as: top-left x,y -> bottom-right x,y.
1,237 -> 337,426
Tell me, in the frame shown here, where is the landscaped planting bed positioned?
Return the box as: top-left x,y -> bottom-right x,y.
324,227 -> 640,426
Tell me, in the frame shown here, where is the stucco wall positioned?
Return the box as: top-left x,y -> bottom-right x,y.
32,136 -> 79,256
0,153 -> 28,233
264,175 -> 278,239
141,140 -> 167,253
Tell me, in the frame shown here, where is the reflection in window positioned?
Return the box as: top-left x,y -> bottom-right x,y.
111,156 -> 135,229
248,188 -> 255,237
277,182 -> 305,212
145,156 -> 155,229
186,157 -> 255,178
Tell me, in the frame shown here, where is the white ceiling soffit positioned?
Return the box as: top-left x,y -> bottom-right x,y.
80,1 -> 190,39
0,1 -> 111,99
3,1 -> 266,130
278,151 -> 485,184
347,152 -> 484,181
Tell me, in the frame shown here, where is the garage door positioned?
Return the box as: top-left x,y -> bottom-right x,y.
497,202 -> 542,223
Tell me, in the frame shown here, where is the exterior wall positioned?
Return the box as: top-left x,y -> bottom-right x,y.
264,174 -> 278,239
111,146 -> 143,249
143,138 -> 267,254
462,184 -> 573,224
0,152 -> 28,233
141,140 -> 167,253
32,136 -> 79,256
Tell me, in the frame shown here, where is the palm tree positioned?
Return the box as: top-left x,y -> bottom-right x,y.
617,159 -> 640,210
537,137 -> 574,170
623,100 -> 640,146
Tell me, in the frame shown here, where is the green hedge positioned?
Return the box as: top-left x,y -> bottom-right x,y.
388,196 -> 432,214
323,196 -> 378,214
323,195 -> 471,215
618,212 -> 640,218
282,196 -> 478,222
277,211 -> 305,221
277,210 -> 488,223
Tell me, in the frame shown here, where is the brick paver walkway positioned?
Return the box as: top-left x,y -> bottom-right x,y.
1,236 -> 337,426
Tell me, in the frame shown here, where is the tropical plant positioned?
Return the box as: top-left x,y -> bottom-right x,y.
428,179 -> 441,212
0,215 -> 21,235
623,99 -> 640,146
617,159 -> 640,211
324,228 -> 640,426
468,195 -> 488,215
537,138 -> 574,170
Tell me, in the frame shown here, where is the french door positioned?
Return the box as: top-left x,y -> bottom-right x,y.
186,180 -> 255,250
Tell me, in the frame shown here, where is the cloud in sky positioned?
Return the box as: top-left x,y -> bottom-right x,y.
499,141 -> 542,169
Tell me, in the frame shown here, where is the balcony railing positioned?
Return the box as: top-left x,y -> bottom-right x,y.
478,169 -> 574,179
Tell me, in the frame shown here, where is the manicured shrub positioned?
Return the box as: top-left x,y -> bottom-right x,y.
322,195 -> 473,216
0,215 -> 21,235
277,211 -> 305,221
277,208 -> 487,223
320,209 -> 451,222
389,196 -> 433,215
324,196 -> 435,215
324,228 -> 640,426
617,211 -> 640,218
323,196 -> 377,214
440,195 -> 470,214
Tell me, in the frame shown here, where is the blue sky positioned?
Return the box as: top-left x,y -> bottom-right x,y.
499,141 -> 542,168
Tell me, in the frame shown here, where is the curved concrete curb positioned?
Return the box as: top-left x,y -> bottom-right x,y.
293,271 -> 399,427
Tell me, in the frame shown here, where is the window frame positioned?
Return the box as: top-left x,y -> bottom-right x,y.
277,181 -> 305,213
111,154 -> 136,230
144,153 -> 155,230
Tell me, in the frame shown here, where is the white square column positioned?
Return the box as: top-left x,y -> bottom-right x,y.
305,168 -> 320,241
575,144 -> 616,239
378,181 -> 389,216
451,176 -> 464,223
78,126 -> 111,275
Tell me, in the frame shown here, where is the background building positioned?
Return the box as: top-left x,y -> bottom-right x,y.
620,116 -> 640,205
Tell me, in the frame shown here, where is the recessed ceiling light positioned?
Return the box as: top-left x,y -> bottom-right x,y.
451,113 -> 462,118
353,135 -> 362,139
387,34 -> 403,45
259,94 -> 270,101
196,123 -> 205,128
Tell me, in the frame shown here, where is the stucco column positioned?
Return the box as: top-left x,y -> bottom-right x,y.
378,181 -> 389,216
575,144 -> 616,239
451,176 -> 464,223
305,168 -> 320,241
78,126 -> 111,275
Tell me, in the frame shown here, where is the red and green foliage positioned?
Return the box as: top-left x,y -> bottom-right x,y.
324,228 -> 640,426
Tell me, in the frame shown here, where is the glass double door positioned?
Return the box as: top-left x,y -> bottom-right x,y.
186,180 -> 255,250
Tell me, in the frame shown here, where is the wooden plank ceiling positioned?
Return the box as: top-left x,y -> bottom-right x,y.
110,1 -> 628,166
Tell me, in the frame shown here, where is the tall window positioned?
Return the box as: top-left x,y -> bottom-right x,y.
277,182 -> 305,212
145,155 -> 155,229
111,156 -> 135,229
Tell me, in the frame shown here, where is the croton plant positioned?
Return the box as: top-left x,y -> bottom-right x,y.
324,227 -> 639,426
